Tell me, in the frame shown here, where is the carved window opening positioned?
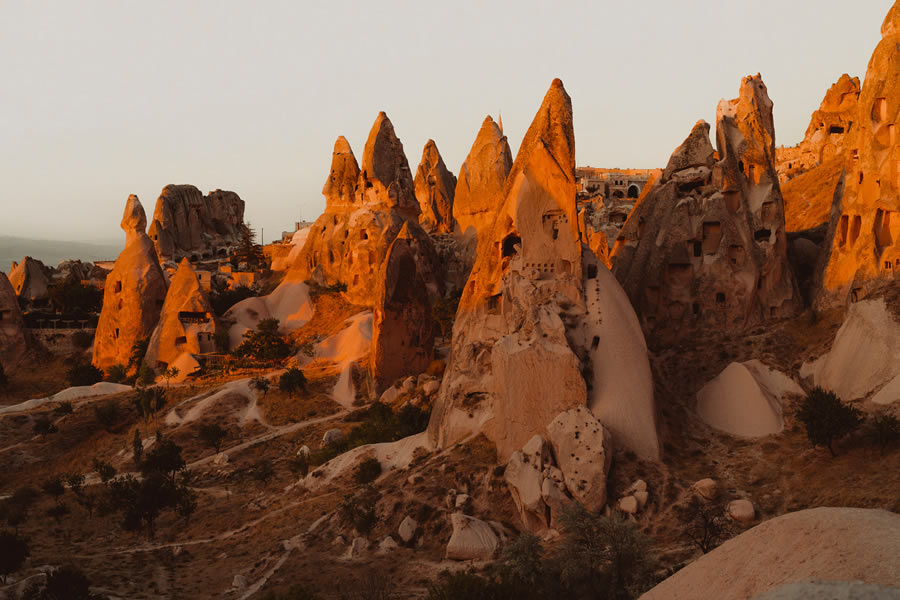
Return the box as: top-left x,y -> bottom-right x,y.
178,311 -> 210,324
591,336 -> 600,350
114,281 -> 122,294
754,229 -> 772,243
850,215 -> 862,246
829,126 -> 845,135
501,234 -> 522,259
175,336 -> 187,346
587,264 -> 598,280
487,294 -> 501,315
627,185 -> 640,198
692,241 -> 702,258
716,292 -> 726,304
875,209 -> 896,249
728,245 -> 746,266
839,215 -> 849,246
692,302 -> 700,315
738,160 -> 745,175
114,328 -> 119,339
702,222 -> 722,254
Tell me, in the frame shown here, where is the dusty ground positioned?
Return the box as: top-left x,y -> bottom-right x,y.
1,286 -> 899,599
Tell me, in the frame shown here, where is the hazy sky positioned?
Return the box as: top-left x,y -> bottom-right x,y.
0,1 -> 889,245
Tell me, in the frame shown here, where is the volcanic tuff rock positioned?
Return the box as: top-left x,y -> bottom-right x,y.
147,184 -> 245,263
452,116 -> 513,237
93,195 -> 169,371
612,77 -> 801,345
8,256 -> 50,304
370,223 -> 435,394
290,115 -> 443,307
144,258 -> 217,379
0,271 -> 27,364
414,140 -> 457,234
428,79 -> 659,463
816,2 -> 900,308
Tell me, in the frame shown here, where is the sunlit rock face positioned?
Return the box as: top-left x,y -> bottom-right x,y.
612,76 -> 801,346
93,195 -> 169,372
8,256 -> 49,306
0,271 -> 27,364
415,139 -> 457,234
289,116 -> 443,307
816,3 -> 900,308
370,223 -> 435,394
428,79 -> 659,463
144,258 -> 217,379
148,184 -> 245,263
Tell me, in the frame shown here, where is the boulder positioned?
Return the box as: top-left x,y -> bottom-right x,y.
696,362 -> 784,437
322,428 -> 345,447
423,380 -> 440,396
232,575 -> 247,589
398,515 -> 418,544
642,508 -> 900,600
377,536 -> 399,554
727,499 -> 756,523
445,513 -> 499,561
546,406 -> 612,511
144,258 -> 217,377
634,491 -> 649,509
613,78 -> 801,346
618,495 -> 639,515
345,537 -> 369,560
693,478 -> 719,500
505,435 -> 553,530
415,139 -> 457,233
93,195 -> 169,372
148,184 -> 245,262
8,256 -> 50,306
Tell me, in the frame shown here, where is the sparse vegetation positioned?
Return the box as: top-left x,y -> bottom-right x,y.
33,415 -> 58,436
127,339 -> 150,373
0,531 -> 29,583
24,564 -> 107,599
278,367 -> 307,399
251,458 -> 276,487
93,401 -> 121,432
262,584 -> 321,600
353,457 -> 382,485
250,375 -> 272,396
871,413 -> 900,453
198,423 -> 228,453
161,366 -> 180,387
233,318 -> 293,361
53,401 -> 74,417
210,284 -> 258,317
680,497 -> 732,554
105,363 -> 127,383
66,362 -> 103,387
338,487 -> 379,535
797,387 -> 863,456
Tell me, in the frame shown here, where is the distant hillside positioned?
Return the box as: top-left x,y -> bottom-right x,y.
0,236 -> 121,271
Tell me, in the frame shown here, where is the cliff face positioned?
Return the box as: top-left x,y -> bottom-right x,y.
612,77 -> 801,345
414,140 -> 457,234
0,271 -> 27,365
289,116 -> 442,308
93,195 -> 169,371
148,185 -> 245,263
815,4 -> 900,308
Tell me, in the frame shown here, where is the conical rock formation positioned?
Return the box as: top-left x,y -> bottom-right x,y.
290,115 -> 442,307
452,116 -> 513,237
144,258 -> 217,378
414,140 -> 457,234
612,76 -> 801,345
8,256 -> 50,305
816,2 -> 900,308
93,195 -> 169,371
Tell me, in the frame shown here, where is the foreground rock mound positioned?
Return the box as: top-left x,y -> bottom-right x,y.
93,195 -> 169,371
428,79 -> 659,467
613,76 -> 801,345
0,271 -> 27,364
641,508 -> 900,600
414,140 -> 457,234
817,4 -> 900,307
290,118 -> 442,306
148,184 -> 245,262
144,258 -> 217,379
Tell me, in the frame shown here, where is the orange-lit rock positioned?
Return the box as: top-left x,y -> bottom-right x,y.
613,77 -> 801,345
8,256 -> 50,306
148,184 -> 245,263
452,116 -> 513,237
144,258 -> 217,378
93,195 -> 169,372
290,115 -> 442,307
0,271 -> 27,364
816,3 -> 900,308
428,80 -> 659,464
414,140 -> 457,234
370,223 -> 435,393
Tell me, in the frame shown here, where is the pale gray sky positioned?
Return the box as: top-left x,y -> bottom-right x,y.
0,1 -> 889,244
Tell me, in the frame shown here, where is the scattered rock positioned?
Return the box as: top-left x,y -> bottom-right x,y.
547,406 -> 613,511
693,479 -> 719,500
345,537 -> 369,560
728,499 -> 756,523
232,575 -> 248,589
445,513 -> 499,561
422,380 -> 440,396
377,536 -> 399,554
322,429 -> 346,447
634,491 -> 649,509
398,515 -> 418,544
618,495 -> 639,515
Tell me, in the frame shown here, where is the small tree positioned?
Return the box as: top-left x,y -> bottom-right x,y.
127,339 -> 150,372
0,531 -> 29,583
250,376 -> 271,397
161,366 -> 180,388
106,364 -> 127,383
33,416 -> 58,437
132,429 -> 143,465
136,364 -> 156,387
141,439 -> 186,486
353,457 -> 382,485
797,387 -> 863,457
279,367 -> 307,399
92,458 -> 117,484
680,497 -> 731,554
41,564 -> 104,599
871,413 -> 900,453
198,423 -> 228,453
233,318 -> 293,361
499,532 -> 544,586
94,401 -> 121,432
53,401 -> 74,417
251,459 -> 276,487
338,487 -> 379,535
67,363 -> 103,387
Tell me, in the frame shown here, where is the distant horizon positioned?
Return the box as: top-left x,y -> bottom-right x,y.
0,1 -> 890,245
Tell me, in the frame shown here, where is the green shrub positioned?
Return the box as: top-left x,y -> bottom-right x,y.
233,318 -> 293,361
198,423 -> 228,453
0,531 -> 29,583
278,368 -> 306,398
871,413 -> 900,453
71,329 -> 95,350
353,458 -> 382,485
53,401 -> 74,416
797,387 -> 863,456
33,416 -> 58,436
339,487 -> 379,534
105,363 -> 127,383
210,285 -> 258,317
94,401 -> 121,432
66,362 -> 103,387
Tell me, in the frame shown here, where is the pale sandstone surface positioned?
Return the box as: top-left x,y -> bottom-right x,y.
148,184 -> 245,262
817,4 -> 900,308
0,271 -> 27,364
414,139 -> 457,234
444,513 -> 499,561
452,116 -> 513,238
370,223 -> 435,393
641,508 -> 900,600
93,195 -> 169,371
546,406 -> 612,511
613,78 -> 801,345
8,256 -> 50,303
144,258 -> 217,380
754,581 -> 900,600
224,274 -> 313,349
800,298 -> 900,403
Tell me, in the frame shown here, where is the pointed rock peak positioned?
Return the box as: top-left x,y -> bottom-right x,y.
121,194 -> 147,234
497,113 -> 503,134
361,110 -> 407,178
514,78 -> 574,178
739,73 -> 773,113
476,116 -> 504,144
334,136 -> 354,155
663,120 -> 715,180
883,0 -> 900,37
423,139 -> 439,157
169,257 -> 203,293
